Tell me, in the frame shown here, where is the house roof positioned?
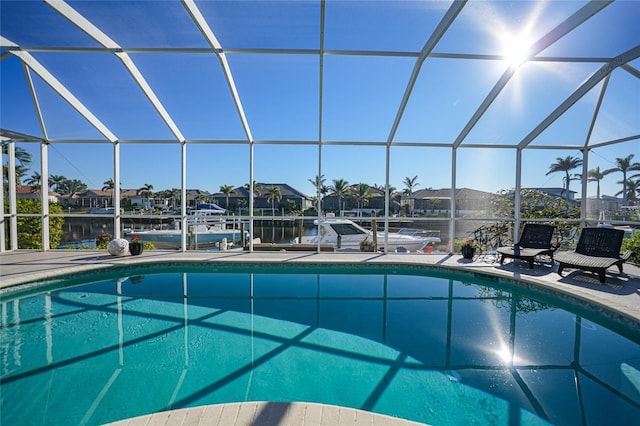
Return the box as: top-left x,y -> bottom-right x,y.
412,187 -> 491,199
212,183 -> 311,199
528,187 -> 577,196
16,185 -> 59,196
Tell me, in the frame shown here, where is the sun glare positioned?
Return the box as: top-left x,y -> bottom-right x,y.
496,345 -> 514,365
502,34 -> 532,68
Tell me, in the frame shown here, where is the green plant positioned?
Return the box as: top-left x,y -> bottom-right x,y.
95,231 -> 112,249
454,238 -> 482,252
621,232 -> 640,264
5,199 -> 64,249
359,236 -> 376,251
473,189 -> 581,250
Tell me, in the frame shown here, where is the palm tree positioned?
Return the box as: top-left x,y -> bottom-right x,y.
330,178 -> 350,213
49,174 -> 66,193
170,187 -> 180,209
308,174 -> 325,194
195,194 -> 207,208
265,185 -> 282,216
546,156 -> 582,203
25,171 -> 41,187
319,184 -> 330,200
139,183 -> 154,210
62,179 -> 87,194
139,183 -> 154,197
244,181 -> 262,197
615,178 -> 640,206
2,143 -> 33,188
244,181 -> 262,213
1,142 -> 32,166
628,179 -> 640,205
403,175 -> 420,215
587,167 -> 613,200
608,154 -> 640,206
24,171 -> 43,195
383,185 -> 400,214
219,184 -> 235,209
102,178 -> 117,207
12,165 -> 29,187
102,178 -> 115,192
352,183 -> 372,215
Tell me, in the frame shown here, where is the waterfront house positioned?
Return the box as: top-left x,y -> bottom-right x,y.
16,185 -> 60,203
185,189 -> 214,208
211,183 -> 313,213
322,185 -> 387,214
582,195 -> 624,219
411,188 -> 493,216
529,187 -> 578,206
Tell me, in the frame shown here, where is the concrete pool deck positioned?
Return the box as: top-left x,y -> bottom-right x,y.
2,249 -> 639,326
2,249 -> 640,426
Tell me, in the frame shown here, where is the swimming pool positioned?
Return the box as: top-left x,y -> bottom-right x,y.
1,264 -> 639,425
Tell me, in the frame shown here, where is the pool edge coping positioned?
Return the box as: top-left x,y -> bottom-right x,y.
2,254 -> 639,335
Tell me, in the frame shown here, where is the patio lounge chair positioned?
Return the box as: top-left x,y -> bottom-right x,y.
555,227 -> 631,283
496,223 -> 557,269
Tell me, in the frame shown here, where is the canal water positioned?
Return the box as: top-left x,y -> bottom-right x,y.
58,217 -> 315,249
58,217 -> 453,250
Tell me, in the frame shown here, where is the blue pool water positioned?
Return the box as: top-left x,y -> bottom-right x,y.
1,264 -> 639,425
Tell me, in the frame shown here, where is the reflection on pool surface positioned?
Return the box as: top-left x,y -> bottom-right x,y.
1,264 -> 639,425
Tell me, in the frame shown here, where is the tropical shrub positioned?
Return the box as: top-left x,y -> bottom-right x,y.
621,232 -> 640,264
6,199 -> 65,249
95,231 -> 112,249
472,188 -> 581,249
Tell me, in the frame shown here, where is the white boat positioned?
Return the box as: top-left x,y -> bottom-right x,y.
597,212 -> 637,237
187,203 -> 227,223
295,218 -> 440,252
90,207 -> 116,214
128,221 -> 248,249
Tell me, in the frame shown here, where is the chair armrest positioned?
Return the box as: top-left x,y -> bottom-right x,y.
621,251 -> 632,261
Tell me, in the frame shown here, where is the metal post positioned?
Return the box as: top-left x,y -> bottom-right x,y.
113,141 -> 121,239
580,147 -> 588,228
181,141 -> 187,251
41,141 -> 50,250
514,148 -> 522,241
249,143 -> 254,252
0,149 -> 5,252
450,147 -> 456,254
8,142 -> 18,250
384,144 -> 390,252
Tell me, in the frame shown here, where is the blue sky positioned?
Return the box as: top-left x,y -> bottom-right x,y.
1,0 -> 639,199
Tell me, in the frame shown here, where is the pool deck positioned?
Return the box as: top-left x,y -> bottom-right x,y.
2,249 -> 640,426
105,401 -> 426,426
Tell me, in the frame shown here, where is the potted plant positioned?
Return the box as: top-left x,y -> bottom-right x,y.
359,236 -> 377,252
129,235 -> 144,256
457,238 -> 481,259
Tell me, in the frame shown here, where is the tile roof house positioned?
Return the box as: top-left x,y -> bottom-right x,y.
210,183 -> 312,212
322,185 -> 387,214
16,185 -> 60,203
411,188 -> 493,215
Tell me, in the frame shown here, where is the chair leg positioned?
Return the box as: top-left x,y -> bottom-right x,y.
557,264 -> 564,277
597,270 -> 606,284
528,258 -> 534,269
